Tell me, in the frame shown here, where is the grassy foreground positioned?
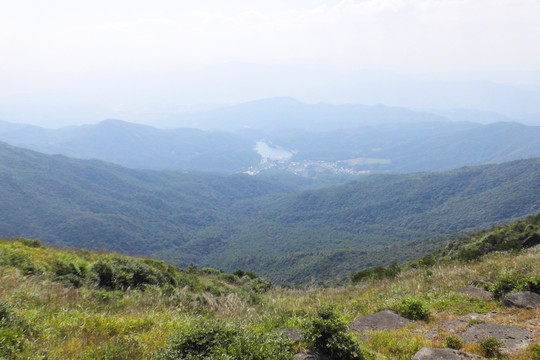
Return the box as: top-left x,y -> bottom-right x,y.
0,235 -> 539,359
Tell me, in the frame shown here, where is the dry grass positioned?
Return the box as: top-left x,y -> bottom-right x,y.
1,243 -> 539,359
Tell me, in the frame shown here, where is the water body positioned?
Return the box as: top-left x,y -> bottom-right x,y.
254,141 -> 293,162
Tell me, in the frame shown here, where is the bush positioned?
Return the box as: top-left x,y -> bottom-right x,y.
158,320 -> 292,360
302,305 -> 364,360
457,247 -> 483,262
395,298 -> 430,321
530,344 -> 540,360
15,238 -> 43,248
445,335 -> 463,350
0,301 -> 30,358
234,269 -> 257,279
479,336 -> 503,358
490,274 -> 540,299
52,259 -> 88,288
490,275 -> 519,300
91,256 -> 176,290
351,264 -> 401,283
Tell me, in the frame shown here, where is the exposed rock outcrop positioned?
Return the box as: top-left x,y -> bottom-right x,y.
457,286 -> 493,300
502,291 -> 540,309
412,347 -> 485,359
459,323 -> 534,352
349,310 -> 412,333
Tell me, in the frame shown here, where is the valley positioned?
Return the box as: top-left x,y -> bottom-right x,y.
1,139 -> 539,285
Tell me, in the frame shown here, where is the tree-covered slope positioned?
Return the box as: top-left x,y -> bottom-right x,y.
1,141 -> 540,284
0,141 -> 295,255
0,119 -> 259,173
196,159 -> 540,284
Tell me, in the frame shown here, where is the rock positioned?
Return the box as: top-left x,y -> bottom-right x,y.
349,310 -> 412,333
523,233 -> 540,248
425,319 -> 468,339
457,286 -> 493,300
459,312 -> 496,322
276,328 -> 302,342
294,350 -> 332,360
502,291 -> 540,309
412,347 -> 485,359
459,323 -> 534,352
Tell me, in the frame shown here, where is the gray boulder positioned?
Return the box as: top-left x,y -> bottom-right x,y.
502,291 -> 540,309
459,323 -> 534,352
523,233 -> 540,248
412,347 -> 485,359
349,310 -> 412,333
457,286 -> 493,300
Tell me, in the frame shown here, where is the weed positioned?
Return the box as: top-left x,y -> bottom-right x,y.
445,335 -> 463,350
479,336 -> 503,358
395,298 -> 430,321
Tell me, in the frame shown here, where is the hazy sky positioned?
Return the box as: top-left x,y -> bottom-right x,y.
1,0 -> 540,126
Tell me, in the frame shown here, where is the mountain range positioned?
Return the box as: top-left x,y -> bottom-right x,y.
2,98 -> 540,180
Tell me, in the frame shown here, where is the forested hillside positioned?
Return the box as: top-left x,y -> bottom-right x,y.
0,119 -> 259,173
198,158 -> 540,284
0,141 -> 295,254
1,141 -> 539,284
2,113 -> 540,178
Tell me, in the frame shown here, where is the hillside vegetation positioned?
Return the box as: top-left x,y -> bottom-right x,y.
199,158 -> 540,284
1,141 -> 540,284
1,215 -> 539,359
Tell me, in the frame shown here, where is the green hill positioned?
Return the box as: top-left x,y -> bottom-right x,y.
196,158 -> 540,284
1,141 -> 540,284
0,141 -> 296,255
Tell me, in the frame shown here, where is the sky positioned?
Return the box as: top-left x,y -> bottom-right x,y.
1,0 -> 540,126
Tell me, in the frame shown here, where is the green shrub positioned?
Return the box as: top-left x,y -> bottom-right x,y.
445,335 -> 463,350
490,274 -> 540,299
490,275 -> 519,300
302,305 -> 364,360
15,238 -> 43,248
234,269 -> 258,279
91,256 -> 176,290
479,336 -> 503,358
2,251 -> 42,275
351,263 -> 401,283
395,298 -> 430,321
530,344 -> 540,360
158,320 -> 292,360
0,301 -> 30,358
457,247 -> 483,262
52,259 -> 88,287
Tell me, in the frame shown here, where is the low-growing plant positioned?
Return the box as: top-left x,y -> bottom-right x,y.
468,318 -> 484,326
15,238 -> 43,248
157,319 -> 293,360
479,336 -> 503,358
445,335 -> 463,350
395,298 -> 430,321
0,301 -> 32,358
302,305 -> 364,360
352,263 -> 401,283
530,344 -> 540,360
233,269 -> 258,279
490,274 -> 540,299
